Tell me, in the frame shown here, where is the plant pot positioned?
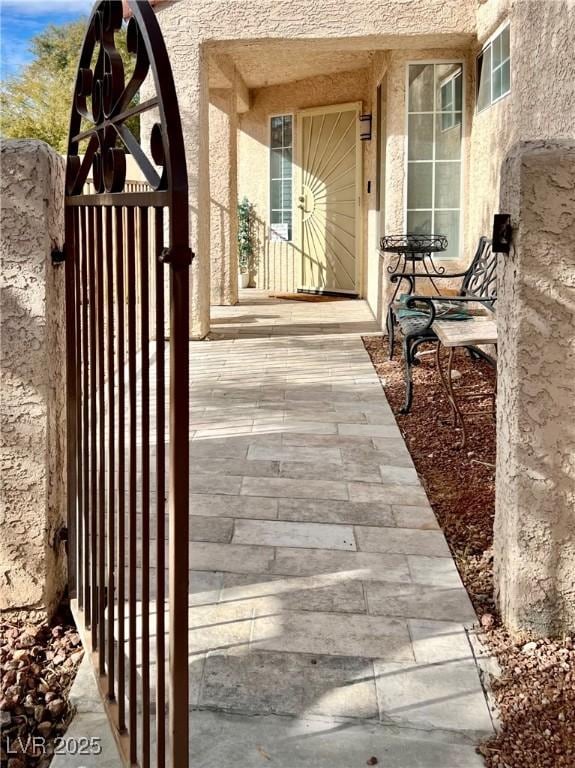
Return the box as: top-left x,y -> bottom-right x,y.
239,271 -> 250,289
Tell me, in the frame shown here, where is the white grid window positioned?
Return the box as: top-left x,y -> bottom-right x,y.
270,115 -> 293,241
406,63 -> 463,260
477,24 -> 510,112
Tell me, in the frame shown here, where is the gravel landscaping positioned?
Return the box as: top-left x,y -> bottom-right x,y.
363,335 -> 575,768
0,606 -> 83,768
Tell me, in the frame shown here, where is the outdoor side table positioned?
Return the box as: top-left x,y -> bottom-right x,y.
380,234 -> 448,340
432,315 -> 498,449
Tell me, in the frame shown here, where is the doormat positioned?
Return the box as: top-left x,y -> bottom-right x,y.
270,292 -> 352,302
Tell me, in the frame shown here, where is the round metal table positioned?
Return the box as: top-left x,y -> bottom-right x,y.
380,234 -> 448,341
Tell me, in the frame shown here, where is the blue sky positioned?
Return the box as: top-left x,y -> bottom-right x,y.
0,0 -> 93,80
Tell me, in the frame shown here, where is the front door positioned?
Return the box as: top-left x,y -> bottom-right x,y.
298,103 -> 361,293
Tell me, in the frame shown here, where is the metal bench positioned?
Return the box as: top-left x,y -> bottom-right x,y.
387,236 -> 497,413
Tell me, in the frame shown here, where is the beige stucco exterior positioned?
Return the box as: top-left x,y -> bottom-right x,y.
0,140 -> 67,619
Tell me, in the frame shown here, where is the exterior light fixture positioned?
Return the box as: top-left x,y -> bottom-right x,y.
359,113 -> 372,141
492,213 -> 512,253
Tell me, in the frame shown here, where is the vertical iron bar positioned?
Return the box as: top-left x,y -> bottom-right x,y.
115,206 -> 126,732
126,206 -> 138,763
139,207 -> 151,767
169,231 -> 190,767
96,206 -> 106,675
81,206 -> 90,620
155,207 -> 166,768
65,206 -> 78,598
106,206 -> 115,699
74,206 -> 83,608
88,207 -> 98,642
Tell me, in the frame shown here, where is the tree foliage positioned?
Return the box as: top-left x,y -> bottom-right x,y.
0,19 -> 138,154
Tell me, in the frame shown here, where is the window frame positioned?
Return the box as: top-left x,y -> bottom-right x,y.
268,113 -> 294,243
476,21 -> 511,113
403,60 -> 465,260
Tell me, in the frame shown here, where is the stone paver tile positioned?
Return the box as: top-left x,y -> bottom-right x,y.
189,653 -> 206,708
374,659 -> 493,734
189,434 -> 281,459
338,423 -> 402,438
200,649 -> 378,718
190,458 -> 279,477
341,443 -> 414,468
408,555 -> 464,589
253,420 -> 337,435
251,609 -> 413,661
355,526 -> 451,557
220,573 -> 366,613
247,444 -> 342,463
233,519 -> 356,551
348,482 -> 428,506
190,493 -> 278,520
270,547 -> 411,582
190,474 -> 242,495
279,461 -> 382,483
190,542 -> 275,574
191,515 -> 234,544
379,465 -> 420,485
392,505 -> 439,529
190,710 -> 488,768
278,498 -> 395,527
408,619 -> 473,663
190,602 -> 253,655
283,432 -> 374,447
190,571 -> 223,606
241,476 -> 348,501
365,583 -> 476,623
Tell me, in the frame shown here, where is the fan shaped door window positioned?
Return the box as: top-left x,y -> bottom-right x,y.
298,103 -> 361,293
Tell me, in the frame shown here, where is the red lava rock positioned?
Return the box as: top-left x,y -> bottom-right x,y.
362,337 -> 575,768
367,758 -> 378,766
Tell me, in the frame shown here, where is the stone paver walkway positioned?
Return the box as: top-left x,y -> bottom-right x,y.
189,293 -> 493,767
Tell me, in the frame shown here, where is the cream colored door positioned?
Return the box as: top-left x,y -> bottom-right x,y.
298,103 -> 361,293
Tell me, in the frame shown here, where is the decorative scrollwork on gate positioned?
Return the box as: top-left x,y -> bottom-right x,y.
66,0 -> 169,197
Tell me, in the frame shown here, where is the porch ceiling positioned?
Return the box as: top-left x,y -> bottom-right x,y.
208,33 -> 473,89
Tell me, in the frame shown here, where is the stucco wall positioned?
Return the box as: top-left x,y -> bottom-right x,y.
238,68 -> 371,294
495,140 -> 575,636
0,140 -> 67,619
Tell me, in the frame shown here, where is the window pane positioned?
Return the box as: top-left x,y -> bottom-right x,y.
283,116 -> 293,147
408,64 -> 434,111
270,181 -> 282,209
407,163 -> 433,209
435,210 -> 459,259
436,64 -> 462,110
271,117 -> 284,148
435,162 -> 461,209
281,148 -> 292,175
454,73 -> 462,111
270,148 -> 283,178
501,59 -> 510,96
492,33 -> 502,69
435,114 -> 462,160
282,179 -> 292,209
407,210 -> 432,235
493,66 -> 503,101
477,47 -> 491,111
408,114 -> 433,160
500,25 -> 510,61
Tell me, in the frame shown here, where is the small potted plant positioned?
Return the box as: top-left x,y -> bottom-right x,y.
237,196 -> 255,289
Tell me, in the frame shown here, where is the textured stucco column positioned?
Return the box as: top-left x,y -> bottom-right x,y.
494,140 -> 575,636
209,88 -> 238,305
0,140 -> 67,619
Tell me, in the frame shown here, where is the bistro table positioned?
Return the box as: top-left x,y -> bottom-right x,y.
433,313 -> 498,448
380,234 -> 448,341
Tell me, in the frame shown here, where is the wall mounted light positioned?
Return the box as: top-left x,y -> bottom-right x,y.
359,113 -> 372,141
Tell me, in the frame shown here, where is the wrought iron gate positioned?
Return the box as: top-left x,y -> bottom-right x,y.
64,2 -> 190,765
